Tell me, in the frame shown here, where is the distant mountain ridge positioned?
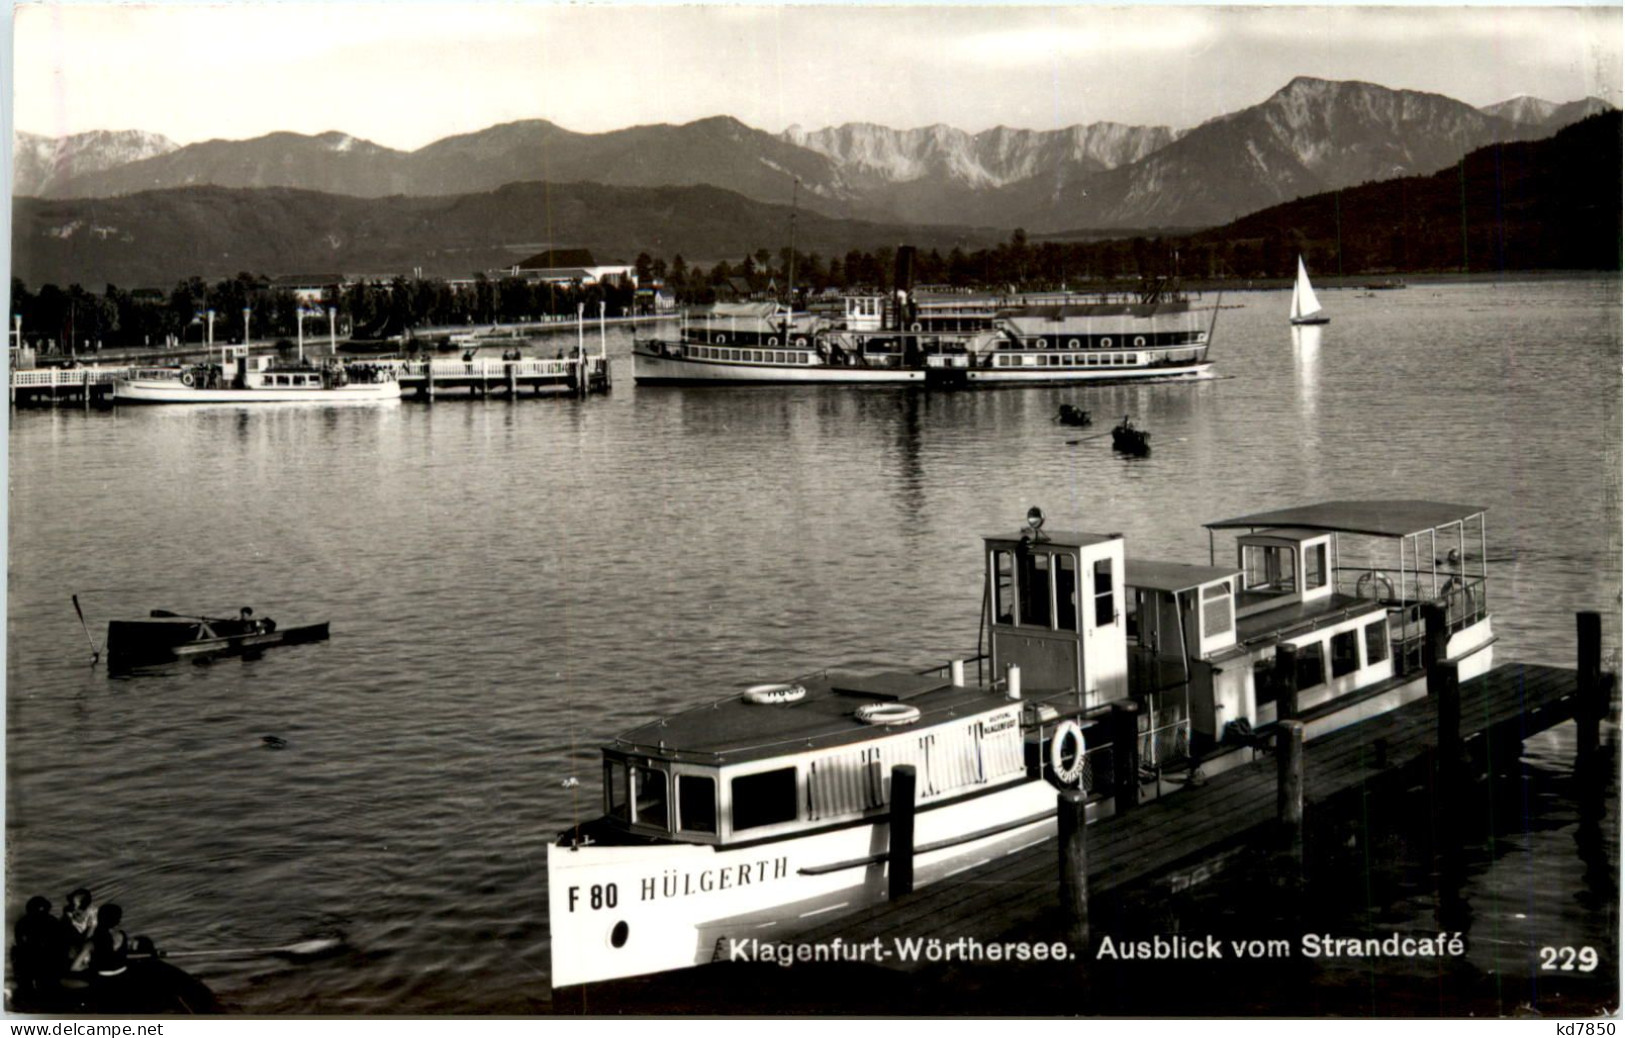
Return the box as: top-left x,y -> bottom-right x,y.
13,129 -> 179,197
13,78 -> 1615,238
10,180 -> 995,290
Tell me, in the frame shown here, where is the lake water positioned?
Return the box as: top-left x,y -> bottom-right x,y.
6,275 -> 1620,1015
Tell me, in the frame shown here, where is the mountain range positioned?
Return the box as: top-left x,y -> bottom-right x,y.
14,78 -> 1614,235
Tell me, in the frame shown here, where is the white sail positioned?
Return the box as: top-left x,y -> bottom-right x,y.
1291,257 -> 1323,320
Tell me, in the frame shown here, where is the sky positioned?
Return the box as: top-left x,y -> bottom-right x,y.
7,3 -> 1625,150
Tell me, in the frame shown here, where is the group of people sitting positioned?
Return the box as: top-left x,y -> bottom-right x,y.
11,889 -> 149,999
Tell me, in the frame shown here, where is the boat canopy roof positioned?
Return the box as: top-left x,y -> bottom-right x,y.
707,302 -> 787,319
612,672 -> 1007,764
1126,559 -> 1242,593
1204,500 -> 1485,539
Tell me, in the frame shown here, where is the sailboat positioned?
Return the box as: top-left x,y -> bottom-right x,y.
1289,256 -> 1331,325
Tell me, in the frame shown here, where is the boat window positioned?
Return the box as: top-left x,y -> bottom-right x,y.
1055,554 -> 1078,632
633,766 -> 669,829
1201,582 -> 1233,636
1331,629 -> 1359,678
1364,621 -> 1390,666
1018,549 -> 1052,628
731,768 -> 798,831
678,774 -> 717,834
1243,544 -> 1296,593
1294,642 -> 1326,691
1094,559 -> 1115,627
1305,543 -> 1327,590
606,761 -> 630,821
993,550 -> 1015,625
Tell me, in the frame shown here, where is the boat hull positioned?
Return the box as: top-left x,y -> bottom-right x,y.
547,777 -> 1065,988
632,345 -> 1212,387
547,623 -> 1494,989
106,621 -> 330,670
1289,316 -> 1331,326
112,379 -> 401,404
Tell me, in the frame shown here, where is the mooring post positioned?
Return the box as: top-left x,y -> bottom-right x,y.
888,764 -> 917,900
82,368 -> 91,410
1057,788 -> 1090,948
424,358 -> 435,402
1577,611 -> 1602,763
1111,700 -> 1140,815
1273,645 -> 1299,721
1276,719 -> 1305,832
1431,659 -> 1461,762
1422,602 -> 1448,670
507,360 -> 518,397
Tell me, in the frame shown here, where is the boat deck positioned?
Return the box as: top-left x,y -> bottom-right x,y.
786,661 -> 1577,969
613,672 -> 1009,764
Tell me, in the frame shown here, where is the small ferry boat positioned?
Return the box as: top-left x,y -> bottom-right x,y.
547,499 -> 1493,987
112,352 -> 400,405
632,252 -> 1217,388
106,608 -> 329,670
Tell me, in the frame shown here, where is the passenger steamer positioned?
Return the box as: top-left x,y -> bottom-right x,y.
548,500 -> 1494,987
631,255 -> 1216,388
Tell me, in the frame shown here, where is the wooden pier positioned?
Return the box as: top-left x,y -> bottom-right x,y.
390,355 -> 610,399
787,655 -> 1595,968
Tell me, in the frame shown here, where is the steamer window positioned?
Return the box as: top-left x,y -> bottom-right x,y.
1094,559 -> 1115,627
1365,621 -> 1390,667
1055,554 -> 1079,632
1019,550 -> 1052,628
606,760 -> 630,821
732,768 -> 798,831
1305,543 -> 1327,590
633,765 -> 669,830
1331,629 -> 1360,678
678,774 -> 717,834
994,551 -> 1015,625
1295,643 -> 1326,691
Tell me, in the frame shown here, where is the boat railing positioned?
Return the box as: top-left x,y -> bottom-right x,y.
10,366 -> 129,387
379,357 -> 602,378
1140,718 -> 1191,770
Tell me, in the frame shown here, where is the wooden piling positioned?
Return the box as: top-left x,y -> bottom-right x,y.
82,368 -> 91,410
507,360 -> 518,397
888,765 -> 917,900
424,359 -> 435,401
1057,788 -> 1090,948
1577,611 -> 1602,761
1422,602 -> 1448,668
1111,701 -> 1140,815
1273,645 -> 1299,721
1276,719 -> 1305,832
1430,659 -> 1461,760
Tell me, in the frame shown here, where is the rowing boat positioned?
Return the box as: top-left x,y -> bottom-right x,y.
105,610 -> 329,670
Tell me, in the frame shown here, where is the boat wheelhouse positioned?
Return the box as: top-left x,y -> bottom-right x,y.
547,499 -> 1493,987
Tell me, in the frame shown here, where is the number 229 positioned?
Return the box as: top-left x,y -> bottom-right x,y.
1539,946 -> 1599,972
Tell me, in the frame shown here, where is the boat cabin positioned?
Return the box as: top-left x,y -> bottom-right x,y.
575,501 -> 1495,850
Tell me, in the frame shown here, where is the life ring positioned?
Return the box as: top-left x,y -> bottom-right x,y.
1037,338 -> 1048,349
743,682 -> 806,705
855,702 -> 921,727
1050,721 -> 1086,786
1355,571 -> 1396,601
1068,339 -> 1080,349
911,323 -> 923,332
1101,337 -> 1113,348
794,336 -> 809,348
767,337 -> 779,346
715,334 -> 727,345
179,371 -> 196,387
1133,336 -> 1146,347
